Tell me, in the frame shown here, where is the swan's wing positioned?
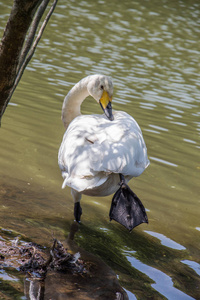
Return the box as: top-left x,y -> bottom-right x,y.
89,111 -> 149,177
58,112 -> 149,192
58,115 -> 109,192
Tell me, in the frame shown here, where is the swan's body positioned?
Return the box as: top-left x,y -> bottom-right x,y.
58,75 -> 149,230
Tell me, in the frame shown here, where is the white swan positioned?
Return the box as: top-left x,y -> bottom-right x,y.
58,74 -> 149,230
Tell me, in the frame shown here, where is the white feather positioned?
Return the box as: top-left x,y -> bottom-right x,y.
58,75 -> 149,200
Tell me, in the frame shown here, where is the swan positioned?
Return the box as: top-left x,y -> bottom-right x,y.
58,74 -> 150,230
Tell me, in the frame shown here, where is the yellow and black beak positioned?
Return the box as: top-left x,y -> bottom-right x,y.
99,90 -> 114,121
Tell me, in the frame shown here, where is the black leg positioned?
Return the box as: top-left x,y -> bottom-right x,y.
119,173 -> 125,182
119,173 -> 126,188
74,202 -> 82,223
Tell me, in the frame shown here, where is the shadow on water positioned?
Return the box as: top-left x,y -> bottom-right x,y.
73,223 -> 199,300
1,218 -> 200,299
0,181 -> 200,299
38,222 -> 128,300
0,222 -> 128,300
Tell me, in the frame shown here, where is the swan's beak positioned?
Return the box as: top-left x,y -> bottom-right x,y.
99,90 -> 114,121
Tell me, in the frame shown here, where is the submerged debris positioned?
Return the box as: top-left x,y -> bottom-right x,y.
0,224 -> 128,299
49,239 -> 84,273
0,237 -> 86,279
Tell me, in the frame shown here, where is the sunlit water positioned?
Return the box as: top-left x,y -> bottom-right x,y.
0,0 -> 200,299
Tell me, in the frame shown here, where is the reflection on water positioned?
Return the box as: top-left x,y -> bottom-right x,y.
181,260 -> 200,277
0,0 -> 200,298
144,230 -> 186,250
0,270 -> 19,282
125,252 -> 194,300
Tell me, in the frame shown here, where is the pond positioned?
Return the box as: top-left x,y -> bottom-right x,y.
0,0 -> 200,299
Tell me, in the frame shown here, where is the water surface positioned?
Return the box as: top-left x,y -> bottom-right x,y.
0,0 -> 200,299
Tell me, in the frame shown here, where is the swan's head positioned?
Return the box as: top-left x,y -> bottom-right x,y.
87,75 -> 114,121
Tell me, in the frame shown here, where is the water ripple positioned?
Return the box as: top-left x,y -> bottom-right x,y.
150,156 -> 178,167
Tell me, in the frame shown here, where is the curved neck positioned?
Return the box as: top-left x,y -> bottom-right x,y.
61,76 -> 91,129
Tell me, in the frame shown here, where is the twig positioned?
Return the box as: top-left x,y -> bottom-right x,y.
15,0 -> 58,85
17,0 -> 50,73
42,238 -> 57,268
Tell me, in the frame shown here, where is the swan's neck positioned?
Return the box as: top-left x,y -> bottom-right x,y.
62,76 -> 90,129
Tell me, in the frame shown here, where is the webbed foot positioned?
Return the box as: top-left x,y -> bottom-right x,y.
74,202 -> 82,223
109,174 -> 148,231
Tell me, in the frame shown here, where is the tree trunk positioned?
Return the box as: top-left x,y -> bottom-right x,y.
0,0 -> 43,120
0,0 -> 57,125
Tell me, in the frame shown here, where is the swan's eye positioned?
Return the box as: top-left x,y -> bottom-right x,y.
100,85 -> 104,90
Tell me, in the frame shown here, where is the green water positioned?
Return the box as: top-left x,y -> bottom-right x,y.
0,0 -> 200,299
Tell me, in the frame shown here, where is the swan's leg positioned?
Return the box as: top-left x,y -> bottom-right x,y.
119,173 -> 126,187
74,202 -> 82,223
71,189 -> 82,222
